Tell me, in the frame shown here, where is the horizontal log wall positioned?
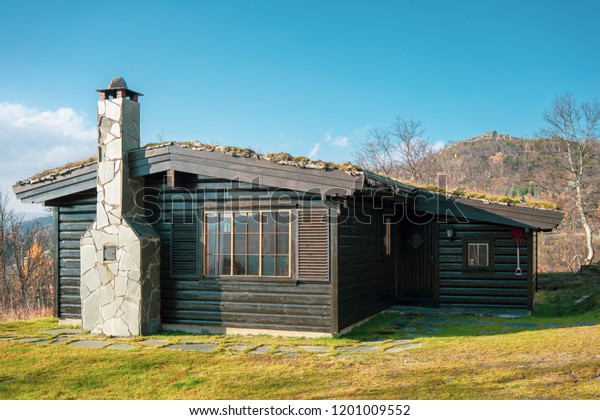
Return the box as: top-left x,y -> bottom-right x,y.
55,192 -> 96,319
438,223 -> 533,309
337,204 -> 395,330
145,174 -> 333,333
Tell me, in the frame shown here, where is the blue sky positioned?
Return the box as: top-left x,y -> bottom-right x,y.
1,0 -> 599,212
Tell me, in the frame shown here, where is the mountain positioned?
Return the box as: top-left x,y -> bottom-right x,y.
423,131 -> 549,199
18,215 -> 53,232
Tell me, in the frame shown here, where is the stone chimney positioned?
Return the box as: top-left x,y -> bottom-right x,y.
80,77 -> 161,336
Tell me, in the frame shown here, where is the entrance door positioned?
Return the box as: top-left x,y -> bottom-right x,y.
396,219 -> 438,306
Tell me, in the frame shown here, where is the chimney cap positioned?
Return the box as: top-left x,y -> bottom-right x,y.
96,76 -> 143,97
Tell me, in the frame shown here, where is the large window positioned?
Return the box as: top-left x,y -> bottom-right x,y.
204,211 -> 291,277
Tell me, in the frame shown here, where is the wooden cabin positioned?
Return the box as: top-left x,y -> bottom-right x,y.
13,78 -> 563,337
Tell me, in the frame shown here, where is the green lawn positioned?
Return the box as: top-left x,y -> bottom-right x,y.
1,272 -> 599,400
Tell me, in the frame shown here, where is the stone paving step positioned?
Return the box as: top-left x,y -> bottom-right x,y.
67,340 -> 108,348
51,336 -> 77,345
297,345 -> 330,353
384,342 -> 423,353
248,345 -> 271,354
336,345 -> 378,353
16,337 -> 44,342
227,345 -> 248,351
164,343 -> 218,352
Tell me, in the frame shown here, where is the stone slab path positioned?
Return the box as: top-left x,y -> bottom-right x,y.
1,314 -> 597,358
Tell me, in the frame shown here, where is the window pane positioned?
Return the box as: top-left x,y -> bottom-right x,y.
479,245 -> 488,266
220,213 -> 232,234
234,233 -> 246,255
206,214 -> 219,235
262,212 -> 275,234
276,212 -> 290,234
234,212 -> 247,233
206,255 -> 218,275
233,255 -> 246,275
248,213 -> 260,233
277,233 -> 289,254
219,234 -> 231,254
206,231 -> 218,255
248,234 -> 260,254
262,255 -> 275,276
219,255 -> 231,275
469,244 -> 477,266
247,255 -> 259,275
263,234 -> 275,254
276,256 -> 289,276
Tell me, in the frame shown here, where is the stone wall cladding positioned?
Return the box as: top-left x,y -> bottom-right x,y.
80,95 -> 161,336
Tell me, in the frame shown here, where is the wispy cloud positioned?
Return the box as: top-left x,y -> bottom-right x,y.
308,143 -> 320,158
324,131 -> 349,148
333,136 -> 348,147
0,102 -> 96,211
353,125 -> 370,139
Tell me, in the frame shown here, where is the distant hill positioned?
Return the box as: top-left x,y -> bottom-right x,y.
19,215 -> 53,232
423,131 -> 551,199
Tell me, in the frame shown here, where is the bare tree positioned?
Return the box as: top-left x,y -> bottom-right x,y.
0,191 -> 54,319
354,116 -> 432,183
352,128 -> 397,176
0,193 -> 9,312
539,93 -> 600,265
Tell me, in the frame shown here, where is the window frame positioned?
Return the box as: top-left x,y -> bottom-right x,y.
463,240 -> 494,271
203,209 -> 292,279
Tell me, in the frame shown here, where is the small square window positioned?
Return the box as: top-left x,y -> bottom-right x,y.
103,245 -> 117,262
468,243 -> 489,267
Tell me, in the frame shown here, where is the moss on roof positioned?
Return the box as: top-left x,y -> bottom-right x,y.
18,156 -> 97,186
143,141 -> 361,173
15,140 -> 560,211
419,185 -> 560,211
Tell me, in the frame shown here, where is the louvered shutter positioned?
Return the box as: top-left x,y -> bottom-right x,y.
297,209 -> 329,281
170,212 -> 199,278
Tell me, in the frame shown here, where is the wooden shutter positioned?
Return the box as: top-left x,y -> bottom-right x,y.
297,209 -> 329,281
170,211 -> 199,278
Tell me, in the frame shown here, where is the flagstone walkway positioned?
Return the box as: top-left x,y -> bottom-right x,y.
0,329 -> 424,357
1,313 -> 596,358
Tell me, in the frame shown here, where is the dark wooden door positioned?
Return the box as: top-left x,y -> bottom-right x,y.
396,219 -> 438,306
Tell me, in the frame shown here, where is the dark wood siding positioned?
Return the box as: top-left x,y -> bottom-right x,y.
145,173 -> 333,333
438,222 -> 534,309
55,191 -> 96,319
337,204 -> 395,331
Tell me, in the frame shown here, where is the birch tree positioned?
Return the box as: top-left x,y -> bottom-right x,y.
540,93 -> 600,265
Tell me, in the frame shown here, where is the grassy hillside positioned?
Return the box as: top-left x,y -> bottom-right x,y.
424,131 -> 547,198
